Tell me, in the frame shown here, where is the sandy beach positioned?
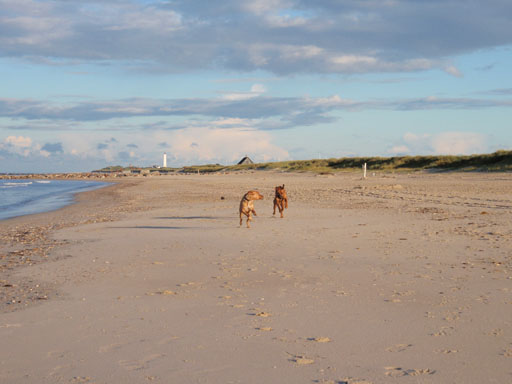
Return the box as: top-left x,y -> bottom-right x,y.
1,171 -> 511,383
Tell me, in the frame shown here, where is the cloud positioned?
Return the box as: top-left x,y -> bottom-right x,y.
388,145 -> 410,155
2,94 -> 510,128
1,0 -> 511,75
444,65 -> 463,78
167,127 -> 289,163
430,132 -> 486,155
480,88 -> 512,96
1,125 -> 289,169
5,135 -> 32,148
41,142 -> 63,153
2,135 -> 34,157
221,83 -> 268,101
389,131 -> 488,155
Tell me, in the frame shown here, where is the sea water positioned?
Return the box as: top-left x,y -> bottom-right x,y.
0,179 -> 110,221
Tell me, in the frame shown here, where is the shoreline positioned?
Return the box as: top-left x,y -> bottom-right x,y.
0,179 -> 113,222
0,179 -> 141,313
1,172 -> 511,383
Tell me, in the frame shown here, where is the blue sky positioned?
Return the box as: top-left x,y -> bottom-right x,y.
1,0 -> 511,172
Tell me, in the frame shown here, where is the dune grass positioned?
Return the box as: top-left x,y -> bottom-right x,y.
209,150 -> 512,173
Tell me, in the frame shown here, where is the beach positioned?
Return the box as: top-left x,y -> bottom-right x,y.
0,171 -> 511,383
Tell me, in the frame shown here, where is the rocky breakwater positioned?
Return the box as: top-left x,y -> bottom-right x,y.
0,172 -> 118,180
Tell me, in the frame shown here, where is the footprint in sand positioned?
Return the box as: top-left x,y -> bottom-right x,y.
255,327 -> 273,331
442,312 -> 461,322
156,335 -> 180,345
385,344 -> 412,352
98,343 -> 125,353
289,354 -> 314,365
308,337 -> 331,343
435,349 -> 459,354
177,282 -> 201,288
384,367 -> 435,377
0,323 -> 22,328
337,379 -> 373,384
487,328 -> 503,337
501,348 -> 512,357
70,377 -> 94,383
430,326 -> 453,337
249,311 -> 271,317
157,290 -> 176,295
119,354 -> 165,371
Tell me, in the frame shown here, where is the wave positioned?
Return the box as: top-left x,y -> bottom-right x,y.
2,181 -> 33,187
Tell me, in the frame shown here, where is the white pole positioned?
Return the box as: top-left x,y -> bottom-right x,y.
363,162 -> 367,179
163,153 -> 167,168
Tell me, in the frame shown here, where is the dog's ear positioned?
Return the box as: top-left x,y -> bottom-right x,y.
282,184 -> 285,188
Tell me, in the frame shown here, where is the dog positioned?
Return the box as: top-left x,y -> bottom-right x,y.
239,190 -> 264,228
273,184 -> 288,218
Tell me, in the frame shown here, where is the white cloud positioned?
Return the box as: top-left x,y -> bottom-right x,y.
265,14 -> 309,28
444,65 -> 463,78
211,118 -> 252,127
398,131 -> 487,155
330,55 -> 377,66
430,132 -> 486,155
388,145 -> 410,155
167,127 -> 289,164
5,135 -> 32,148
243,0 -> 292,16
103,5 -> 182,33
40,126 -> 288,167
221,83 -> 267,101
2,135 -> 34,157
280,44 -> 324,60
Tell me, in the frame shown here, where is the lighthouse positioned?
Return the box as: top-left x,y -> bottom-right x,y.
163,152 -> 167,168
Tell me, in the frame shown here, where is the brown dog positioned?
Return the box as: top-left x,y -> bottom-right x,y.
239,190 -> 264,228
273,184 -> 288,218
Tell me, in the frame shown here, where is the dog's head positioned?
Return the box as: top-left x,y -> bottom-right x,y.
246,190 -> 264,201
275,184 -> 287,199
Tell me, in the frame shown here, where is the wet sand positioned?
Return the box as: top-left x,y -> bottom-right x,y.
0,172 -> 511,383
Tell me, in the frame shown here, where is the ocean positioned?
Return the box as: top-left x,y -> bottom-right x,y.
0,179 -> 110,221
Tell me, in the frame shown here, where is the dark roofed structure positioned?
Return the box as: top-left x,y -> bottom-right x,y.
237,156 -> 254,165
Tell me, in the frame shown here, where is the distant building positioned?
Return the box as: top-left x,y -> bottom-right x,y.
237,156 -> 254,165
163,153 -> 167,168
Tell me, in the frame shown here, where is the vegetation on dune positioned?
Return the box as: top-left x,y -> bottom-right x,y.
181,164 -> 225,173
95,150 -> 512,174
225,151 -> 512,172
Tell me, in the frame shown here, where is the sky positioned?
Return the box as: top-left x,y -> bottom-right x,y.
1,0 -> 511,172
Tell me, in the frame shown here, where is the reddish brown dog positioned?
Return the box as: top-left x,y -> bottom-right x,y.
273,184 -> 288,218
239,190 -> 264,228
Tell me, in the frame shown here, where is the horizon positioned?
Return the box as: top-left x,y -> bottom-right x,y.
1,1 -> 512,173
1,149 -> 510,175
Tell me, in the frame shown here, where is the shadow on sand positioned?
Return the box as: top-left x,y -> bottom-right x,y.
108,226 -> 196,230
153,216 -> 229,220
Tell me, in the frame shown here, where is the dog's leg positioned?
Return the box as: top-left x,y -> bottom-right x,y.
252,208 -> 257,216
284,197 -> 288,209
273,199 -> 277,215
279,201 -> 284,218
246,212 -> 252,228
240,211 -> 243,226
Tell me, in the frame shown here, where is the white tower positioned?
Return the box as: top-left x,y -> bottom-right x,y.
163,152 -> 167,168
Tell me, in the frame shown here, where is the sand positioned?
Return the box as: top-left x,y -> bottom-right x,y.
0,171 -> 511,383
